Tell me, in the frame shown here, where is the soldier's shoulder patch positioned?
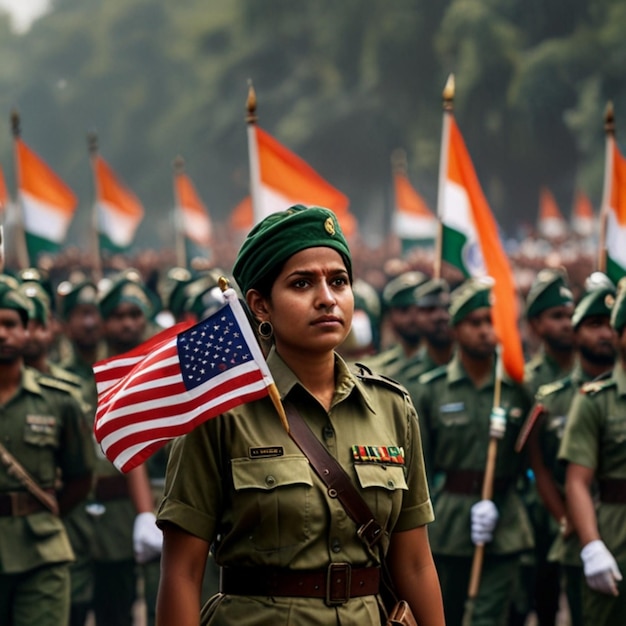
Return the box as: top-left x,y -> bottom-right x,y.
49,366 -> 83,389
581,372 -> 615,396
418,364 -> 447,385
536,377 -> 570,399
36,373 -> 77,396
354,366 -> 408,397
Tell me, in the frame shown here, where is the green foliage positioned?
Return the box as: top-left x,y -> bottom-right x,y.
0,0 -> 625,250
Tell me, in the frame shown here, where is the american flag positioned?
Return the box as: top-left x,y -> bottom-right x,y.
93,288 -> 274,472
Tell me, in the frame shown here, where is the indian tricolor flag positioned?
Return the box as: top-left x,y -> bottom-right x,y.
15,138 -> 77,260
245,125 -> 357,237
537,187 -> 568,240
438,114 -> 525,382
571,190 -> 596,238
92,155 -> 144,252
0,165 -> 8,215
174,171 -> 212,248
392,169 -> 437,251
600,135 -> 626,283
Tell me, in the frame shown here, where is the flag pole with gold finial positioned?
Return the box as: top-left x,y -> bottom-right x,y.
597,101 -> 614,275
10,110 -> 31,270
87,130 -> 104,282
217,276 -> 289,432
434,74 -> 455,280
172,155 -> 188,268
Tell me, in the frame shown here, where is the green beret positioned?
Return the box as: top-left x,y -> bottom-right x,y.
572,274 -> 616,329
183,273 -> 226,320
17,267 -> 56,313
382,271 -> 428,308
413,278 -> 451,308
19,281 -> 51,325
232,205 -> 352,295
161,267 -> 194,317
98,269 -> 154,319
449,277 -> 494,325
57,278 -> 99,320
611,277 -> 626,332
526,268 -> 574,318
0,274 -> 33,324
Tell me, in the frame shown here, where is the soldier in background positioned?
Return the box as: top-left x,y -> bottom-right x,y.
560,276 -> 626,625
525,268 -> 576,394
513,267 -> 576,626
523,273 -> 617,626
91,269 -> 162,626
414,277 -> 533,626
0,275 -> 94,626
19,277 -> 97,626
363,270 -> 428,378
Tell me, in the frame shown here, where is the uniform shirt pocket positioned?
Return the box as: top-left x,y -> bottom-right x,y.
353,464 -> 408,531
231,456 -> 313,555
23,415 -> 60,485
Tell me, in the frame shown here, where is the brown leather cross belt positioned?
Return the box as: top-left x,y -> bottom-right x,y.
0,489 -> 57,517
220,564 -> 380,605
599,478 -> 626,504
443,469 -> 511,495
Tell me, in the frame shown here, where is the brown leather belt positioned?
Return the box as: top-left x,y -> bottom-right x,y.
94,475 -> 129,501
0,489 -> 57,517
443,470 -> 511,496
220,564 -> 380,605
599,478 -> 626,504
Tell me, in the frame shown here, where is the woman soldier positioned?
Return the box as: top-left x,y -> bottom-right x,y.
155,205 -> 444,626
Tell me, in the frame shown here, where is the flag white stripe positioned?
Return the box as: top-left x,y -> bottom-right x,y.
21,191 -> 72,241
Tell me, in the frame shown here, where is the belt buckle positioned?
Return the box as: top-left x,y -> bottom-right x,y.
326,562 -> 351,606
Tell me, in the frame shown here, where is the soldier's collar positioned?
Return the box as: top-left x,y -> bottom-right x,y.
22,366 -> 44,395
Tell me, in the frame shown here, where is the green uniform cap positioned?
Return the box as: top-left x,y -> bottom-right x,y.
381,271 -> 428,308
0,274 -> 33,323
183,275 -> 226,320
449,276 -> 494,325
232,205 -> 352,295
98,268 -> 155,319
610,276 -> 626,332
525,268 -> 573,319
572,273 -> 616,329
56,277 -> 99,320
413,278 -> 451,308
161,267 -> 194,317
16,267 -> 55,313
19,281 -> 51,325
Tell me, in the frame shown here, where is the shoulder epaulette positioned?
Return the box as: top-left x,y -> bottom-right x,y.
537,377 -> 571,399
354,365 -> 408,397
418,364 -> 447,385
581,372 -> 615,396
49,367 -> 83,389
36,374 -> 77,395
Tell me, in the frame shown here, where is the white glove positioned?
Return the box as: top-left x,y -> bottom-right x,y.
470,499 -> 499,545
580,539 -> 623,596
133,512 -> 163,564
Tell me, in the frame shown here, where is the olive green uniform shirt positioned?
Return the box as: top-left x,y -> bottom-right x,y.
525,350 -> 573,397
414,355 -> 534,557
158,348 -> 433,625
533,363 -> 593,566
0,367 -> 93,574
559,362 -> 626,563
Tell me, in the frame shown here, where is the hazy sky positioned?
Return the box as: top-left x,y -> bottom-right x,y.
0,0 -> 49,32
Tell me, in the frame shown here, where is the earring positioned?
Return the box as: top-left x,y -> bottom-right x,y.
258,320 -> 274,339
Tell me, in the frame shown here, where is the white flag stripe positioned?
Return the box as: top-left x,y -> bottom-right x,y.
101,376 -> 270,455
97,200 -> 141,247
21,191 -> 72,241
98,359 -> 263,425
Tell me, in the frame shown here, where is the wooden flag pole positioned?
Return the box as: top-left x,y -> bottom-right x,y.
10,110 -> 30,270
87,131 -> 103,282
597,101 -> 614,274
434,74 -> 455,281
172,155 -> 187,268
246,80 -> 263,226
463,347 -> 504,626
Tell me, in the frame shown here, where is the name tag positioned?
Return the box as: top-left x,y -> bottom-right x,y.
440,402 -> 464,413
249,446 -> 284,458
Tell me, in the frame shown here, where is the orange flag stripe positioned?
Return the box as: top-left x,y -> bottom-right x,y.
394,172 -> 433,217
448,117 -> 525,382
16,138 -> 77,214
256,127 -> 349,214
610,139 -> 626,227
94,155 -> 144,219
